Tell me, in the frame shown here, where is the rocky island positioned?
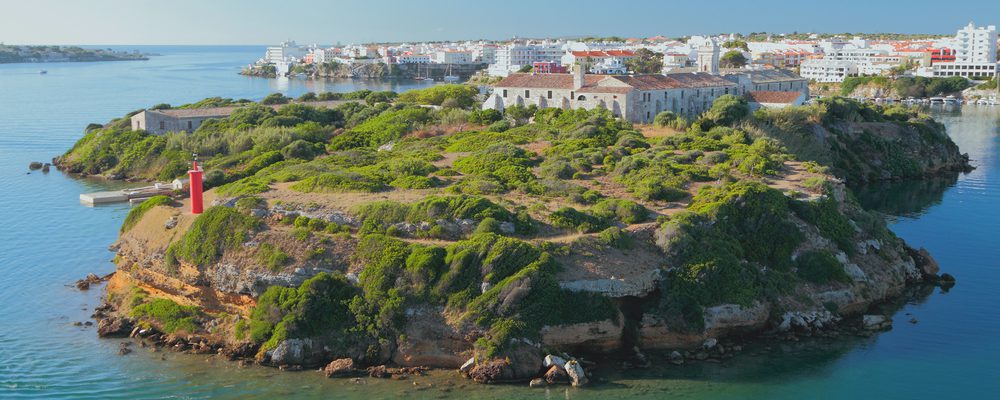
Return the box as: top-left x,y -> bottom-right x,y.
0,44 -> 148,63
60,86 -> 969,386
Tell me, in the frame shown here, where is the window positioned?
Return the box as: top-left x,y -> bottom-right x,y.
547,90 -> 552,99
525,90 -> 530,98
502,89 -> 508,97
159,121 -> 165,130
577,95 -> 586,101
187,121 -> 193,130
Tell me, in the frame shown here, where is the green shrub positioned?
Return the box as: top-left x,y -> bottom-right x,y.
166,206 -> 261,267
598,227 -> 632,249
590,198 -> 648,224
248,273 -> 358,351
475,217 -> 502,235
257,243 -> 290,272
130,298 -> 201,334
795,250 -> 851,284
548,207 -> 608,233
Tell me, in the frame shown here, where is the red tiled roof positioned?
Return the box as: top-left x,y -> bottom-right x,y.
747,91 -> 803,104
494,73 -> 604,89
577,86 -> 635,94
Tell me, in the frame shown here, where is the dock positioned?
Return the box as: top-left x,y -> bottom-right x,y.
80,179 -> 187,206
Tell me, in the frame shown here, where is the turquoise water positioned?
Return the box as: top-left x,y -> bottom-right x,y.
0,47 -> 998,399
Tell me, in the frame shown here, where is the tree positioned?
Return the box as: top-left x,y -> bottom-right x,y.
625,48 -> 664,74
261,93 -> 290,105
518,64 -> 533,73
702,95 -> 749,127
720,51 -> 747,68
723,40 -> 750,52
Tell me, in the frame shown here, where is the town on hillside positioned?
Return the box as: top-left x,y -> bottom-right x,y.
246,22 -> 999,108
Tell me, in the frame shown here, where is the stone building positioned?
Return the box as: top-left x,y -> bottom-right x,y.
131,100 -> 351,135
482,66 -> 740,124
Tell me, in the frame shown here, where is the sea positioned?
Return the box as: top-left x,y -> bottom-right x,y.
0,46 -> 997,399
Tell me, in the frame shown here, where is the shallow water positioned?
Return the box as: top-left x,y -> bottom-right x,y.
1,47 -> 998,399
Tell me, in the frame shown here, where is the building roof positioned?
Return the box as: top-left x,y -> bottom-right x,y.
147,100 -> 354,119
495,72 -> 737,91
494,73 -> 605,89
747,91 -> 803,104
732,68 -> 805,84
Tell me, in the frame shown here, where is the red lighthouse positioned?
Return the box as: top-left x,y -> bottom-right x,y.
188,159 -> 204,214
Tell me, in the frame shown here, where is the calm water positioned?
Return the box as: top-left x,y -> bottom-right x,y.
0,47 -> 998,399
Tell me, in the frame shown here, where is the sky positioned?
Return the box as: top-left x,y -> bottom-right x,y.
1,0 -> 999,45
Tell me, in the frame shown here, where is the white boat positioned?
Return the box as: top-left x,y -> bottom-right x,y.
423,77 -> 435,82
943,95 -> 960,106
443,75 -> 460,83
929,97 -> 945,105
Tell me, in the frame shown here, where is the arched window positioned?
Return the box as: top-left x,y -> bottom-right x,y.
577,95 -> 586,101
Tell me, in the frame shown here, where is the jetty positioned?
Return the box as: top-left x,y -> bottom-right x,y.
80,179 -> 187,206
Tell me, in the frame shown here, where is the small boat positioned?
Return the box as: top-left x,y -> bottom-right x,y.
423,77 -> 435,82
929,97 -> 945,105
444,75 -> 460,83
943,95 -> 960,106
39,70 -> 47,74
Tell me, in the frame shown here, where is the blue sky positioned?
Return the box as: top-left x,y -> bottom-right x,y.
1,0 -> 998,45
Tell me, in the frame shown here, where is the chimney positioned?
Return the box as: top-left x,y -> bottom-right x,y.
188,159 -> 203,215
573,64 -> 585,90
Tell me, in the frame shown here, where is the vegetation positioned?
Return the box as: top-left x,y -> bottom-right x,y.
624,48 -> 664,74
720,50 -> 748,68
165,206 -> 261,268
130,297 -> 201,334
121,195 -> 174,233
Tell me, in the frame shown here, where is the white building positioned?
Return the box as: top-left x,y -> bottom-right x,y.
433,50 -> 474,64
487,41 -> 566,77
929,22 -> 998,78
263,40 -> 308,64
800,59 -> 858,82
396,54 -> 431,64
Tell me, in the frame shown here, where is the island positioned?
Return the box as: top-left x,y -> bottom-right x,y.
0,44 -> 148,63
58,84 -> 969,387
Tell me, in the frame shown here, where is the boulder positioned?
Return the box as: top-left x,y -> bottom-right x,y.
459,357 -> 476,374
907,247 -> 940,277
702,338 -> 718,350
564,360 -> 588,387
97,317 -> 133,338
469,359 -> 514,383
668,350 -> 684,365
28,161 -> 43,170
269,338 -> 313,366
862,315 -> 892,331
543,354 -> 567,368
529,378 -> 545,388
543,365 -> 569,384
322,358 -> 355,378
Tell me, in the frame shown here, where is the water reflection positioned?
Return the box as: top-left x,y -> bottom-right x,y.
851,174 -> 960,218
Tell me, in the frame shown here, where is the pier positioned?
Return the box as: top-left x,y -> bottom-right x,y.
80,180 -> 186,206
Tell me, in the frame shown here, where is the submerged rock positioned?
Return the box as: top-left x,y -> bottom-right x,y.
543,365 -> 569,384
862,315 -> 892,331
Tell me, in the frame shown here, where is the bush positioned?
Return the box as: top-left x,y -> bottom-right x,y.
248,273 -> 358,351
598,227 -> 632,249
166,206 -> 261,267
795,250 -> 850,284
475,217 -> 502,235
130,298 -> 200,334
548,207 -> 608,233
261,93 -> 291,105
590,198 -> 648,224
396,85 -> 479,108
257,243 -> 290,272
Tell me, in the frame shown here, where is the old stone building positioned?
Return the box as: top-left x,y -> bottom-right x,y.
130,100 -> 351,135
483,66 -> 740,124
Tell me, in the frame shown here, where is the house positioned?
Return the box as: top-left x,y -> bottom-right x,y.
482,66 -> 739,124
561,50 -> 636,71
722,69 -> 809,97
130,100 -> 351,135
799,59 -> 858,83
746,91 -> 807,111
